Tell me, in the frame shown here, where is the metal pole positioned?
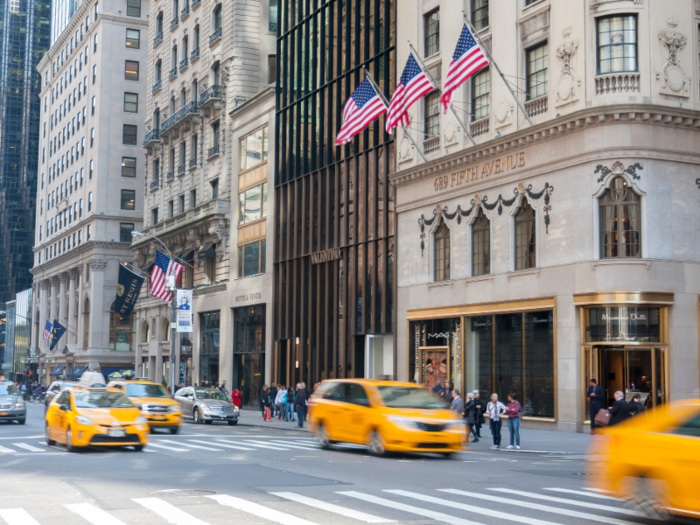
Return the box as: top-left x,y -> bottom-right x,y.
408,43 -> 477,146
461,16 -> 534,127
170,289 -> 177,394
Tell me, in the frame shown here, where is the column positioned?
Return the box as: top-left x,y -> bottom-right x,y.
67,269 -> 78,347
38,280 -> 49,354
58,273 -> 68,353
88,259 -> 109,351
76,266 -> 85,351
49,277 -> 58,353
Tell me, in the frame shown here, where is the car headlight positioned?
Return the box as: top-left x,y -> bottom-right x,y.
385,415 -> 421,431
169,406 -> 180,413
136,416 -> 148,425
14,402 -> 24,408
75,416 -> 94,425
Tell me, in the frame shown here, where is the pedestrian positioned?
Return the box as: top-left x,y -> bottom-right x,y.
294,383 -> 307,428
260,384 -> 268,418
286,386 -> 295,422
275,385 -> 287,421
231,388 -> 242,407
473,390 -> 486,440
629,393 -> 646,416
586,379 -> 605,434
432,380 -> 444,396
463,393 -> 478,442
486,393 -> 506,449
262,388 -> 273,422
442,381 -> 453,403
450,389 -> 463,415
505,393 -> 521,450
220,382 -> 228,396
269,382 -> 278,417
608,390 -> 631,426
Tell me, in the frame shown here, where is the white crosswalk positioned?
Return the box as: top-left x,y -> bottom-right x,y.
0,486 -> 643,525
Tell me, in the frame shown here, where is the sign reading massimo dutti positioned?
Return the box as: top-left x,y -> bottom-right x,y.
434,151 -> 526,192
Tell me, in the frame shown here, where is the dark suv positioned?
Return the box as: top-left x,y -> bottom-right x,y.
44,380 -> 78,413
0,381 -> 26,424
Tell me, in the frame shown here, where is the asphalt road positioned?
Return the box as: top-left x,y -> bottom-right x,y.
0,403 -> 657,525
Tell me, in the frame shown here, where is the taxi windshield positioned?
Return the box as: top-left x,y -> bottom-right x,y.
377,386 -> 447,409
73,391 -> 134,408
195,389 -> 227,401
0,384 -> 19,396
126,384 -> 170,398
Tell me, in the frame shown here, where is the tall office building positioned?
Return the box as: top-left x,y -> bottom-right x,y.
0,0 -> 51,303
272,0 -> 397,386
51,0 -> 81,45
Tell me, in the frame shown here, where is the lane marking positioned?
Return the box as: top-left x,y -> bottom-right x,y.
65,503 -> 128,525
208,494 -> 321,525
338,491 -> 481,525
544,488 -> 621,501
158,440 -> 223,452
13,443 -> 45,453
0,509 -> 41,525
0,445 -> 15,453
387,490 -> 562,525
239,441 -> 298,451
488,488 -> 641,517
189,439 -> 253,451
438,489 -> 640,525
0,435 -> 43,440
271,492 -> 392,523
146,443 -> 189,452
133,498 -> 211,525
268,441 -> 321,450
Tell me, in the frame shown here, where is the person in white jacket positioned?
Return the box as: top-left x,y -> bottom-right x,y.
274,386 -> 288,421
486,394 -> 507,449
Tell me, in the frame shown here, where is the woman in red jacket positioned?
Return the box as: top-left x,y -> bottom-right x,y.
231,389 -> 242,408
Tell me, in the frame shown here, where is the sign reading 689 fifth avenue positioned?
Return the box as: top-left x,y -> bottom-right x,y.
434,151 -> 526,192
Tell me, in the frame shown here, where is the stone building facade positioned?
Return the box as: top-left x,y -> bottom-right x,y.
393,0 -> 700,432
31,0 -> 148,382
133,0 -> 275,398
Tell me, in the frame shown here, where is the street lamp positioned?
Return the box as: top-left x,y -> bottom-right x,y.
131,230 -> 179,395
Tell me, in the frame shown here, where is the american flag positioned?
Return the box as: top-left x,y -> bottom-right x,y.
386,53 -> 436,134
43,320 -> 53,340
150,250 -> 183,302
335,77 -> 388,145
441,24 -> 489,114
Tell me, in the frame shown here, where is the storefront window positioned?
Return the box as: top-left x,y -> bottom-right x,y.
199,311 -> 220,384
465,316 -> 492,398
586,306 -> 660,342
409,317 -> 460,388
524,311 -> 555,418
233,305 -> 266,407
180,334 -> 193,386
495,314 -> 522,404
109,308 -> 135,351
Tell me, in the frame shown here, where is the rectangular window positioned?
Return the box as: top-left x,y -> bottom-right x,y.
472,0 -> 488,32
120,223 -> 134,242
179,195 -> 185,213
424,91 -> 440,139
424,10 -> 439,57
90,127 -> 95,147
268,55 -> 277,83
211,121 -> 220,147
92,96 -> 96,115
121,189 -> 136,210
238,183 -> 268,224
526,42 -> 548,100
126,0 -> 141,17
124,92 -> 138,113
122,157 -> 136,177
597,15 -> 638,75
80,199 -> 83,217
89,159 -> 93,179
123,124 -> 138,145
239,126 -> 269,171
92,64 -> 97,84
168,200 -> 174,218
87,224 -> 92,240
93,33 -> 98,52
237,240 -> 266,277
210,178 -> 219,200
151,208 -> 159,225
125,29 -> 140,49
190,189 -> 196,208
125,60 -> 139,80
88,192 -> 93,212
269,0 -> 278,32
471,68 -> 490,121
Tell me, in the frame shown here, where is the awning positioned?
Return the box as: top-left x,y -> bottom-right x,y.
66,366 -> 87,380
180,251 -> 194,263
100,366 -> 134,377
198,244 -> 216,259
49,366 -> 65,377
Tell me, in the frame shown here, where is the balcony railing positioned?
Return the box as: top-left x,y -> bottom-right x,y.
469,116 -> 489,137
524,94 -> 548,117
180,4 -> 189,18
207,144 -> 220,159
178,164 -> 185,175
190,47 -> 200,61
209,27 -> 222,45
179,57 -> 188,70
423,135 -> 440,155
595,72 -> 641,95
160,101 -> 200,134
198,85 -> 222,108
150,177 -> 160,190
169,67 -> 177,79
166,170 -> 175,181
143,128 -> 160,146
153,31 -> 163,47
191,0 -> 201,8
152,79 -> 162,94
170,16 -> 179,29
189,158 -> 198,170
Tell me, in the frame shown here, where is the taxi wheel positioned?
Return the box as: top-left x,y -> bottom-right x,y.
66,427 -> 77,453
18,418 -> 25,425
133,445 -> 144,452
170,427 -> 180,434
441,452 -> 454,459
45,423 -> 55,446
631,476 -> 671,521
368,429 -> 386,457
193,409 -> 201,424
316,423 -> 331,449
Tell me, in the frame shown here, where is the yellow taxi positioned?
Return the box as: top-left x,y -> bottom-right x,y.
108,379 -> 182,434
45,373 -> 150,452
586,399 -> 700,520
309,379 -> 466,457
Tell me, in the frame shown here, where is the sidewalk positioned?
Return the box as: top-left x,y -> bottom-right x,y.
237,408 -> 310,432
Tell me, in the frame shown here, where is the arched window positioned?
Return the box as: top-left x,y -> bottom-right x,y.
472,208 -> 490,276
515,200 -> 536,270
141,320 -> 150,342
213,4 -> 222,32
433,219 -> 450,281
156,12 -> 163,34
155,60 -> 162,82
82,298 -> 90,350
153,108 -> 160,130
183,35 -> 188,58
212,62 -> 221,87
109,307 -> 135,351
599,176 -> 641,258
161,318 -> 170,342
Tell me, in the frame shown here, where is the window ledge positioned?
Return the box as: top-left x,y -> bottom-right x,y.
508,268 -> 540,280
591,258 -> 652,270
193,282 -> 227,296
464,274 -> 494,286
428,280 -> 452,289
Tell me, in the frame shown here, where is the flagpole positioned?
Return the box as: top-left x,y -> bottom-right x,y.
461,14 -> 534,127
363,67 -> 428,163
408,43 -> 477,147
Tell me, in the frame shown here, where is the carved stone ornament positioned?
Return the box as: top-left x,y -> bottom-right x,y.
494,100 -> 513,129
398,135 -> 414,164
443,121 -> 460,147
554,27 -> 580,107
657,18 -> 689,97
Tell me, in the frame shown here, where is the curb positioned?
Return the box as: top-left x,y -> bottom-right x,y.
237,421 -> 310,433
496,448 -> 583,455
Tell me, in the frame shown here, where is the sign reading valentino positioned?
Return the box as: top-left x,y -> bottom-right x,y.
311,247 -> 342,265
434,151 -> 526,192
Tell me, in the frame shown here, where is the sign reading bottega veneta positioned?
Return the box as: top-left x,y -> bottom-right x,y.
434,151 -> 526,192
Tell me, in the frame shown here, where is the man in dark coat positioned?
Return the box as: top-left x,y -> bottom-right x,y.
608,390 -> 632,426
586,379 -> 605,433
294,384 -> 307,428
472,390 -> 486,439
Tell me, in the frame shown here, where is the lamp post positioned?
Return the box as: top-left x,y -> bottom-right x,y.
131,230 -> 179,395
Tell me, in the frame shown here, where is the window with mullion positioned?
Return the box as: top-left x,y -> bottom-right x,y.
471,68 -> 490,121
515,201 -> 536,270
424,91 -> 440,140
597,15 -> 637,75
472,209 -> 490,276
424,10 -> 439,57
526,42 -> 548,100
472,0 -> 488,32
433,219 -> 450,281
599,177 -> 641,258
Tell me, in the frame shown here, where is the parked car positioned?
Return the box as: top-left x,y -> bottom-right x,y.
44,380 -> 78,413
174,387 -> 239,425
108,380 -> 182,434
0,381 -> 26,424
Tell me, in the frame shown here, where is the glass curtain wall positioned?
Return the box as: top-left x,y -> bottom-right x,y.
199,311 -> 220,383
274,0 -> 396,384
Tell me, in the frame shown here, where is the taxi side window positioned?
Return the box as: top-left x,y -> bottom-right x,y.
50,384 -> 60,393
322,383 -> 343,402
347,384 -> 370,407
674,412 -> 700,437
56,391 -> 71,408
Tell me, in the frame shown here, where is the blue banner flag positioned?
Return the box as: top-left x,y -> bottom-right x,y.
50,320 -> 67,350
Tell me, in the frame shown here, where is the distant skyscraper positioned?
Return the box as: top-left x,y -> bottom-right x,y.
0,0 -> 51,304
51,0 -> 80,45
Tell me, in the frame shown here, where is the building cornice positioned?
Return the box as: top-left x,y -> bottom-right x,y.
389,105 -> 700,189
30,241 -> 134,276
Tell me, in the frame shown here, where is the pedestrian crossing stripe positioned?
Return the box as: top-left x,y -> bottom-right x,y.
487,488 -> 642,517
65,503 -> 127,525
208,494 -> 321,525
134,498 -> 211,525
270,492 -> 392,524
0,508 -> 42,525
543,488 -> 621,501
